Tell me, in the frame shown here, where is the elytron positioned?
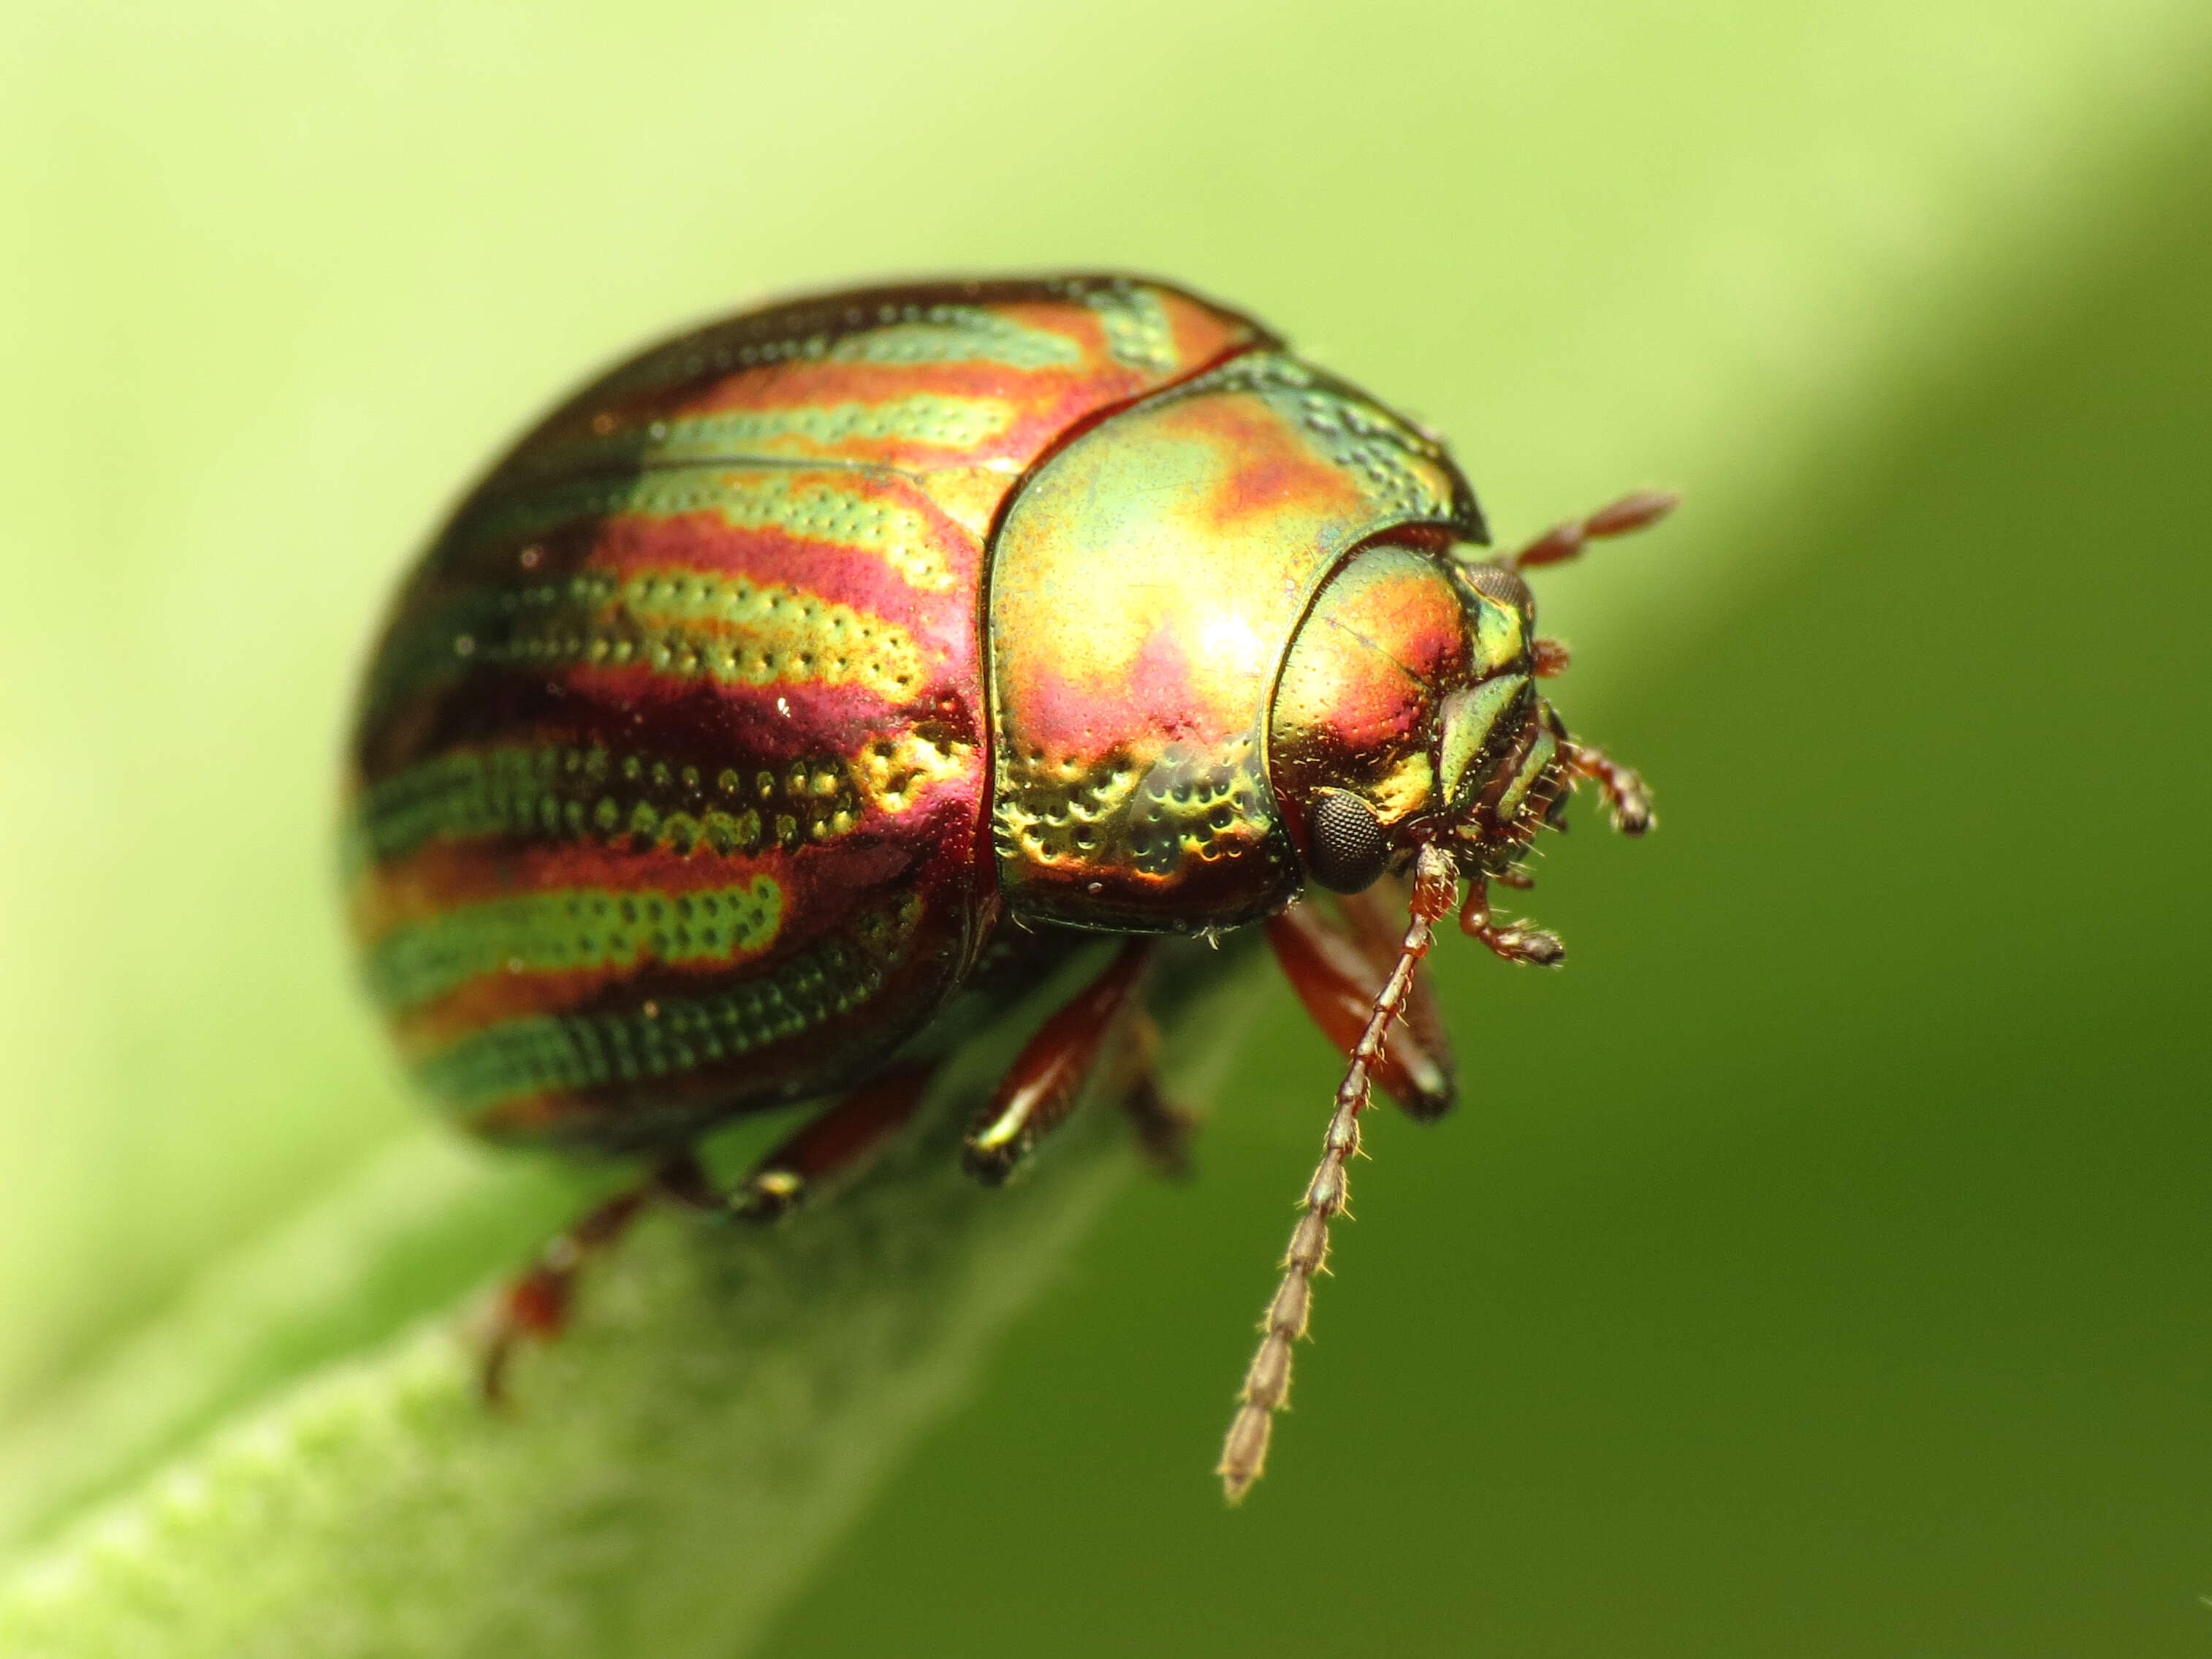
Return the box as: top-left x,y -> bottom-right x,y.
343,275 -> 1671,1498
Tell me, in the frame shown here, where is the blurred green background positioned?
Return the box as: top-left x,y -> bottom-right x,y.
4,0 -> 2209,1652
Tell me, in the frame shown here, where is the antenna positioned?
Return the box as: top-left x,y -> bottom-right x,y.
1217,842 -> 1460,1502
1512,488 -> 1679,569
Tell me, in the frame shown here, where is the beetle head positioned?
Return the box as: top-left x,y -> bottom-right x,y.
1231,490 -> 1672,1503
1428,558 -> 1570,870
1269,542 -> 1597,897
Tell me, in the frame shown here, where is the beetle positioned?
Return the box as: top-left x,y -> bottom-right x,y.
343,275 -> 1672,1500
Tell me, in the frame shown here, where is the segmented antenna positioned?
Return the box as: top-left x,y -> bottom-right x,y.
1217,842 -> 1460,1503
1512,488 -> 1679,569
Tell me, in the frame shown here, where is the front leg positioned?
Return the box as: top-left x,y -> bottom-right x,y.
1267,893 -> 1455,1121
1457,874 -> 1567,966
1566,740 -> 1655,835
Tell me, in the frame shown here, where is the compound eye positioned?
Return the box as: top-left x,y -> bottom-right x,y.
1459,560 -> 1535,618
1305,789 -> 1391,894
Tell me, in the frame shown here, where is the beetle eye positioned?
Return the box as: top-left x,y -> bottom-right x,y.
1458,560 -> 1535,618
1304,789 -> 1391,894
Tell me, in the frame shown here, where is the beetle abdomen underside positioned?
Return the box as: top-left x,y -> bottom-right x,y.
345,278 -> 1266,1149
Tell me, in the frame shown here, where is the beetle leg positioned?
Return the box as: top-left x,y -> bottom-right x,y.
964,938 -> 1155,1185
1457,873 -> 1566,966
482,1158 -> 686,1403
1267,894 -> 1456,1121
482,1066 -> 940,1401
709,1063 -> 940,1222
1565,740 -> 1655,835
1117,1009 -> 1196,1178
1511,487 -> 1679,570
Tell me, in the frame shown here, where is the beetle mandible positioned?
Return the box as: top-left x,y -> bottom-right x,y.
343,275 -> 1673,1500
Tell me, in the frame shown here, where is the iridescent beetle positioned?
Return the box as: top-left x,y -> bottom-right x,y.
343,276 -> 1671,1500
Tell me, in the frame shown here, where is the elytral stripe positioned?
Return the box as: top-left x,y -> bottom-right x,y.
457,468 -> 960,593
368,875 -> 783,1015
822,308 -> 1084,369
418,894 -> 922,1119
1083,284 -> 1179,372
370,564 -> 927,717
636,394 -> 1014,453
501,395 -> 1019,485
347,737 -> 928,870
590,302 -> 1087,405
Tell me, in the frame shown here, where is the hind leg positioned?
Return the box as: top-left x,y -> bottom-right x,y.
482,1064 -> 940,1400
483,1157 -> 686,1402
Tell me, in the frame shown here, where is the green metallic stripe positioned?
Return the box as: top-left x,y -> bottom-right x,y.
824,310 -> 1081,368
458,468 -> 957,593
349,743 -> 867,868
368,876 -> 783,1014
593,303 -> 1084,404
368,562 -> 926,722
1084,284 -> 1177,372
416,896 -> 921,1117
503,567 -> 924,697
659,394 -> 1014,449
506,395 -> 1018,488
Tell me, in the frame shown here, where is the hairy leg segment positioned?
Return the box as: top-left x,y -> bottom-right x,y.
485,939 -> 1195,1396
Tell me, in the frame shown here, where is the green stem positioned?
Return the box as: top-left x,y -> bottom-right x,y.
0,942 -> 1266,1659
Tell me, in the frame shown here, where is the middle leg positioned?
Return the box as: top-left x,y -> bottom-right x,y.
663,1062 -> 943,1223
1110,1008 -> 1196,1180
962,938 -> 1157,1185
